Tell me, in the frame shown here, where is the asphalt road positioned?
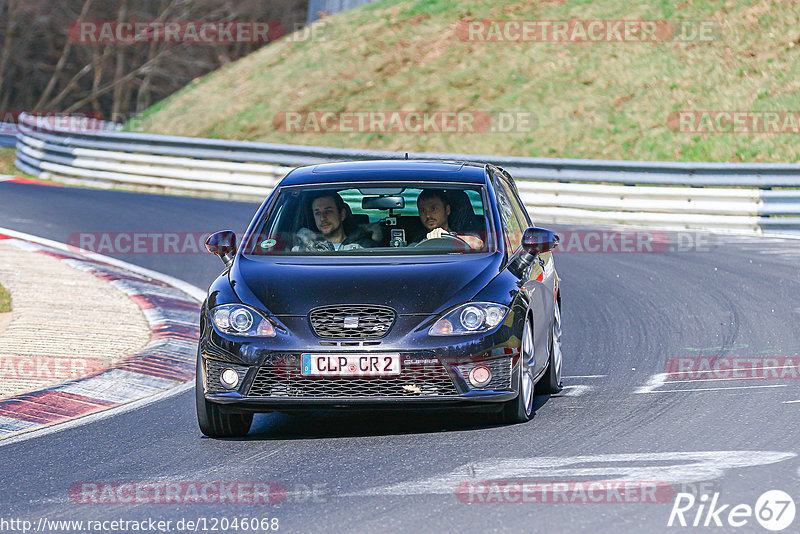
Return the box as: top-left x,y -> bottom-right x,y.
0,181 -> 798,533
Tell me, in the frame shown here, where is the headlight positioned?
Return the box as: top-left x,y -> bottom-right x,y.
211,304 -> 276,337
429,302 -> 509,336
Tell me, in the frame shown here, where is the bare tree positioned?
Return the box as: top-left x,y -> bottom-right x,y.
0,0 -> 309,123
34,0 -> 93,109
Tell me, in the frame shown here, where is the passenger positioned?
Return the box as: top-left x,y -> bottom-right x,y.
292,192 -> 378,252
416,189 -> 484,250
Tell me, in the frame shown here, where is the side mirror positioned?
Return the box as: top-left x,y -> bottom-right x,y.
521,227 -> 559,255
206,231 -> 237,265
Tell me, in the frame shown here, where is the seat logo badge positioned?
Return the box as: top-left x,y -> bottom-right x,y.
343,316 -> 359,329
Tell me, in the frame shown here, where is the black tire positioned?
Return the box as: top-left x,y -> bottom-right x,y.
195,351 -> 253,438
535,298 -> 562,395
502,318 -> 535,424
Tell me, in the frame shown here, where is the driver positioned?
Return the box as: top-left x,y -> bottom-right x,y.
292,192 -> 378,252
417,189 -> 484,250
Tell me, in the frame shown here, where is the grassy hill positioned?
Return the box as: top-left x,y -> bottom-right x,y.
131,0 -> 800,162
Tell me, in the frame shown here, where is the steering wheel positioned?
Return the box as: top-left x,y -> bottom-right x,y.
411,233 -> 471,251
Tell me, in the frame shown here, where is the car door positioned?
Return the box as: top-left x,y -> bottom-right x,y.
493,171 -> 553,379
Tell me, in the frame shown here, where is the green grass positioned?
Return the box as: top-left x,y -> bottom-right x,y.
0,147 -> 56,182
130,0 -> 800,163
0,283 -> 11,314
0,147 -> 20,177
0,147 -> 37,179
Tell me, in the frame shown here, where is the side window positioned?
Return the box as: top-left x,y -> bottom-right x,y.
494,177 -> 524,250
503,175 -> 532,228
340,189 -> 373,222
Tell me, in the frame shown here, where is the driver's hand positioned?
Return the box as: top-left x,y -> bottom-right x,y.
426,228 -> 448,240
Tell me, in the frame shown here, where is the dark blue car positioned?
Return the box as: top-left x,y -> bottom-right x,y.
197,160 -> 562,437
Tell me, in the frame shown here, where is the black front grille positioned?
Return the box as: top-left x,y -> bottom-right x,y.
308,305 -> 396,339
248,353 -> 458,398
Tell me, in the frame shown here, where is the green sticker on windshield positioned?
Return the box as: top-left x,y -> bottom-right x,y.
260,239 -> 277,249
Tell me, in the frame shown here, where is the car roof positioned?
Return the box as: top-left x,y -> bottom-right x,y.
278,160 -> 490,187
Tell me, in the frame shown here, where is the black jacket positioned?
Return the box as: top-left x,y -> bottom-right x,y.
292,225 -> 379,252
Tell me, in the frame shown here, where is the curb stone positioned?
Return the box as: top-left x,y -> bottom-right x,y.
0,235 -> 200,439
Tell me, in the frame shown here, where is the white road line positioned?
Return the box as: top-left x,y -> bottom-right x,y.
0,226 -> 204,448
0,226 -> 205,301
345,451 -> 797,497
664,377 -> 768,383
563,374 -> 607,379
784,400 -> 800,404
634,373 -> 668,394
667,365 -> 797,377
642,384 -> 786,393
554,385 -> 594,397
0,381 -> 194,448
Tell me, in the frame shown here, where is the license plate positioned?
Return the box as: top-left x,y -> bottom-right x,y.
301,354 -> 401,377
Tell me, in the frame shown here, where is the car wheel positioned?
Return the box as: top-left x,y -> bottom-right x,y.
195,351 -> 253,438
502,317 -> 535,424
535,298 -> 562,395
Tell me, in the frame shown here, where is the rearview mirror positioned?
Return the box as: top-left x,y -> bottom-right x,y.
521,227 -> 559,255
206,230 -> 237,265
362,196 -> 405,210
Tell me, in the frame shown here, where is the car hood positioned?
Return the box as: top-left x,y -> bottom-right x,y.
231,253 -> 504,316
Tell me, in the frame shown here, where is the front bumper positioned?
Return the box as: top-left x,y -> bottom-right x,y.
198,299 -> 525,411
200,349 -> 520,411
206,392 -> 518,413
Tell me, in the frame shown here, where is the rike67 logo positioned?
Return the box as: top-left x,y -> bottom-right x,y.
668,490 -> 795,531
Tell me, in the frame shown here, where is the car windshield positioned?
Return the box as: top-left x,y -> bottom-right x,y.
244,183 -> 492,256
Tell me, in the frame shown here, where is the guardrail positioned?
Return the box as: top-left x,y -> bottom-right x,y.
307,0 -> 380,23
14,112 -> 800,234
0,123 -> 17,147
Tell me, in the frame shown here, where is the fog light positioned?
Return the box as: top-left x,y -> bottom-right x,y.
220,368 -> 240,389
468,365 -> 492,387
